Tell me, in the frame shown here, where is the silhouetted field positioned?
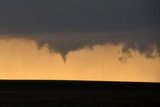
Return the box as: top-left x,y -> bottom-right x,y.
0,80 -> 159,107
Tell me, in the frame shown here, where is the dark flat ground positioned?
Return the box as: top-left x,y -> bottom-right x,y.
0,80 -> 160,107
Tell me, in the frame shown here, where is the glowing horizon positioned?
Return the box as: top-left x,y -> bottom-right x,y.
0,38 -> 159,82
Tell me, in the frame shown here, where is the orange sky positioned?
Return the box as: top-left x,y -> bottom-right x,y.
0,38 -> 159,82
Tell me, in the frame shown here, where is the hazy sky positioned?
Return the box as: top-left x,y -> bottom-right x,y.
0,0 -> 159,81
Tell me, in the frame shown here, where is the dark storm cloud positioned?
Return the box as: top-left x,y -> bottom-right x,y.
0,0 -> 159,33
0,0 -> 160,61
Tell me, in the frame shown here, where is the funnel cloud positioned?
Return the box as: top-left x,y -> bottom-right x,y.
0,0 -> 160,61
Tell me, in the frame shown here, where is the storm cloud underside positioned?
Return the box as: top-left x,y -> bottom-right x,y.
0,0 -> 160,61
